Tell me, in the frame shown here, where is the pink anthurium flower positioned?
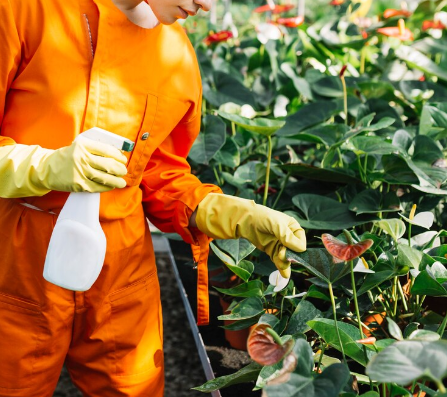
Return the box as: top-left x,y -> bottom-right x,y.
330,0 -> 344,5
377,19 -> 414,41
356,337 -> 376,345
322,234 -> 373,262
247,324 -> 294,366
276,16 -> 304,27
383,8 -> 412,19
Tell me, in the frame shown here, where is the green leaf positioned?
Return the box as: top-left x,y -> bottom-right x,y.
189,115 -> 226,165
408,330 -> 441,341
387,318 -> 403,341
366,340 -> 447,385
285,300 -> 322,335
308,318 -> 374,366
351,136 -> 400,155
221,316 -> 261,331
214,137 -> 241,168
375,219 -> 406,241
280,163 -> 361,185
349,190 -> 401,215
357,257 -> 395,296
287,248 -> 350,284
264,363 -> 351,397
312,76 -> 344,98
397,243 -> 423,271
218,297 -> 265,321
412,269 -> 447,297
211,242 -> 254,282
358,81 -> 396,100
281,62 -> 314,101
234,161 -> 265,184
214,239 -> 256,265
192,362 -> 262,392
291,194 -> 378,230
395,46 -> 447,82
218,111 -> 285,137
277,102 -> 339,137
214,280 -> 264,298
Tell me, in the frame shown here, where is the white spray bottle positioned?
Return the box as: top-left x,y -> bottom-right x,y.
43,128 -> 134,291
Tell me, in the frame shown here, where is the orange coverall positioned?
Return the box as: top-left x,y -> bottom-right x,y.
0,0 -> 220,395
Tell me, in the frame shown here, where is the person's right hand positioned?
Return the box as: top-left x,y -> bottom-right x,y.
0,138 -> 128,198
36,138 -> 128,193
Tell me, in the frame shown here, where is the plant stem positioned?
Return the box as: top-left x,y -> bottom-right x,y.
392,276 -> 399,318
231,121 -> 236,136
437,311 -> 447,337
263,135 -> 273,206
272,172 -> 290,209
360,46 -> 366,74
435,379 -> 447,393
408,223 -> 412,247
213,166 -> 222,186
328,283 -> 346,362
265,327 -> 283,346
350,260 -> 369,364
382,383 -> 387,397
341,75 -> 348,125
316,342 -> 326,373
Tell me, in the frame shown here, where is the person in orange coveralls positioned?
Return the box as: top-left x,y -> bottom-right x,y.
0,0 -> 306,396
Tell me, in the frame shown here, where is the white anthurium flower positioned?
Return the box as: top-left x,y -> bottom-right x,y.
240,104 -> 257,119
410,269 -> 420,278
284,292 -> 307,299
353,258 -> 375,274
256,23 -> 282,44
400,211 -> 434,229
222,11 -> 239,38
436,11 -> 447,25
411,231 -> 441,248
274,95 -> 290,118
269,270 -> 290,292
219,102 -> 241,114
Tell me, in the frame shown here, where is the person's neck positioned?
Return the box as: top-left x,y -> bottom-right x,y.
120,2 -> 160,29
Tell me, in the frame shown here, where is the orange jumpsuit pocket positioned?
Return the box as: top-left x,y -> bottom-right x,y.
0,293 -> 44,390
108,270 -> 163,379
125,93 -> 158,186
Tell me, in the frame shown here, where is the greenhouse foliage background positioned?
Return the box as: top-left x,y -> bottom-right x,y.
181,0 -> 447,396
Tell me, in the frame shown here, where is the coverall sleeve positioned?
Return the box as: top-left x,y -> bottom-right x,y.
0,0 -> 20,147
140,106 -> 222,244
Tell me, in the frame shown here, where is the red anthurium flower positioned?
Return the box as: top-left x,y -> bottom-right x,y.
330,0 -> 345,5
322,234 -> 373,261
422,20 -> 446,30
254,3 -> 295,14
203,30 -> 233,45
361,30 -> 369,39
383,8 -> 412,19
377,19 -> 414,41
247,324 -> 294,366
276,16 -> 304,27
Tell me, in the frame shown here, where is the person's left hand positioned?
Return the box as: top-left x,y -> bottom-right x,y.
195,193 -> 306,278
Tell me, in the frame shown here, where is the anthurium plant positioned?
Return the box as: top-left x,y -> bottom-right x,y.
185,0 -> 447,395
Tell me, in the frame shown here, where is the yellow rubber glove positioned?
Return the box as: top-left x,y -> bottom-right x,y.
196,193 -> 306,278
0,138 -> 128,198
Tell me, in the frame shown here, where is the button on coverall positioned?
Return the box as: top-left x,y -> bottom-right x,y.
0,0 -> 220,395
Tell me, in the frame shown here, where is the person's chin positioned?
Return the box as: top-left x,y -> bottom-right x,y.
158,16 -> 179,25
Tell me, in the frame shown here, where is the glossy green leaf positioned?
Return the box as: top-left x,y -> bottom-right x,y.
308,318 -> 374,366
280,163 -> 360,185
412,265 -> 447,297
349,190 -> 401,215
285,300 -> 322,335
397,244 -> 423,271
214,238 -> 256,265
214,280 -> 264,298
351,136 -> 400,155
189,115 -> 226,165
211,242 -> 254,282
395,46 -> 447,82
264,362 -> 350,397
277,101 -> 339,137
366,340 -> 447,385
291,194 -> 378,230
218,297 -> 264,321
214,137 -> 241,168
192,362 -> 262,392
287,248 -> 350,284
218,111 -> 285,137
387,318 -> 403,341
375,219 -> 406,241
357,257 -> 395,295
